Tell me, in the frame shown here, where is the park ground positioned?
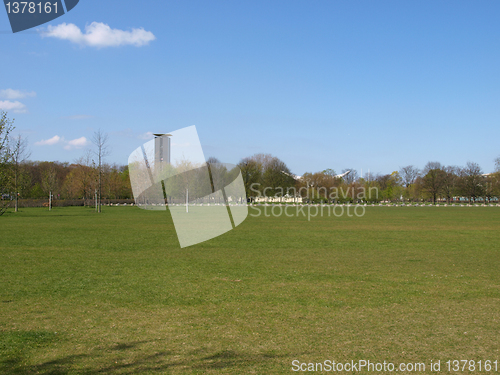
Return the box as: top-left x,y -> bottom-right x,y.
1,206 -> 500,374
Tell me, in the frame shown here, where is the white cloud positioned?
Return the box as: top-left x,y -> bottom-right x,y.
41,22 -> 156,48
0,89 -> 36,100
35,135 -> 88,150
64,137 -> 88,150
35,135 -> 61,146
0,100 -> 27,113
139,131 -> 154,140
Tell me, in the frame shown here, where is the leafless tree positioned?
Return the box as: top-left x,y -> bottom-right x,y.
92,130 -> 109,213
11,135 -> 31,212
342,169 -> 358,184
399,165 -> 421,202
0,111 -> 15,215
423,161 -> 442,174
399,165 -> 420,188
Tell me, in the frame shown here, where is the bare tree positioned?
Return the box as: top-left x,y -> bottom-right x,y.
399,165 -> 420,202
11,135 -> 31,212
251,153 -> 274,170
424,162 -> 442,173
206,156 -> 221,165
92,130 -> 109,213
0,111 -> 15,216
495,156 -> 500,173
342,168 -> 358,184
363,171 -> 375,182
399,165 -> 420,188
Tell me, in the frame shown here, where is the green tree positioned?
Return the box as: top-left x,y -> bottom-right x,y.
261,157 -> 293,198
237,153 -> 294,201
422,162 -> 445,204
458,162 -> 484,204
322,168 -> 336,177
237,157 -> 262,200
390,171 -> 403,202
441,166 -> 459,204
375,174 -> 394,202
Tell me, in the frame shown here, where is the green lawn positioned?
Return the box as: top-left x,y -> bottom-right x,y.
1,206 -> 500,374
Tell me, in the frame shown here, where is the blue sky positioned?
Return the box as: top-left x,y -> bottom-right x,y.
1,0 -> 500,175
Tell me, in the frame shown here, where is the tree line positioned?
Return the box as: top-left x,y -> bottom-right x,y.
237,154 -> 500,204
0,112 -> 131,215
2,110 -> 500,215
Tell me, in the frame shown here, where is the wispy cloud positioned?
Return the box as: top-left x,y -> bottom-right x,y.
64,137 -> 88,150
0,89 -> 36,113
28,51 -> 48,58
35,135 -> 61,146
112,129 -> 156,140
0,89 -> 36,100
40,22 -> 156,48
0,100 -> 27,113
61,115 -> 93,120
139,131 -> 154,140
35,135 -> 88,150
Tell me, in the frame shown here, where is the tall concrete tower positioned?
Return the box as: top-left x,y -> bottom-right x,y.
154,133 -> 172,172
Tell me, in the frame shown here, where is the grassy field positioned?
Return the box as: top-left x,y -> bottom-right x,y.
1,206 -> 500,374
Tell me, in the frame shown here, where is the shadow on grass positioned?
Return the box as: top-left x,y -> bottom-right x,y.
193,349 -> 288,371
1,331 -> 292,374
0,330 -> 75,375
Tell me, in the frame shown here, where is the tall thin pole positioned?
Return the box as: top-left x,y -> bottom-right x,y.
14,168 -> 18,212
186,188 -> 189,213
49,191 -> 52,211
98,154 -> 101,213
